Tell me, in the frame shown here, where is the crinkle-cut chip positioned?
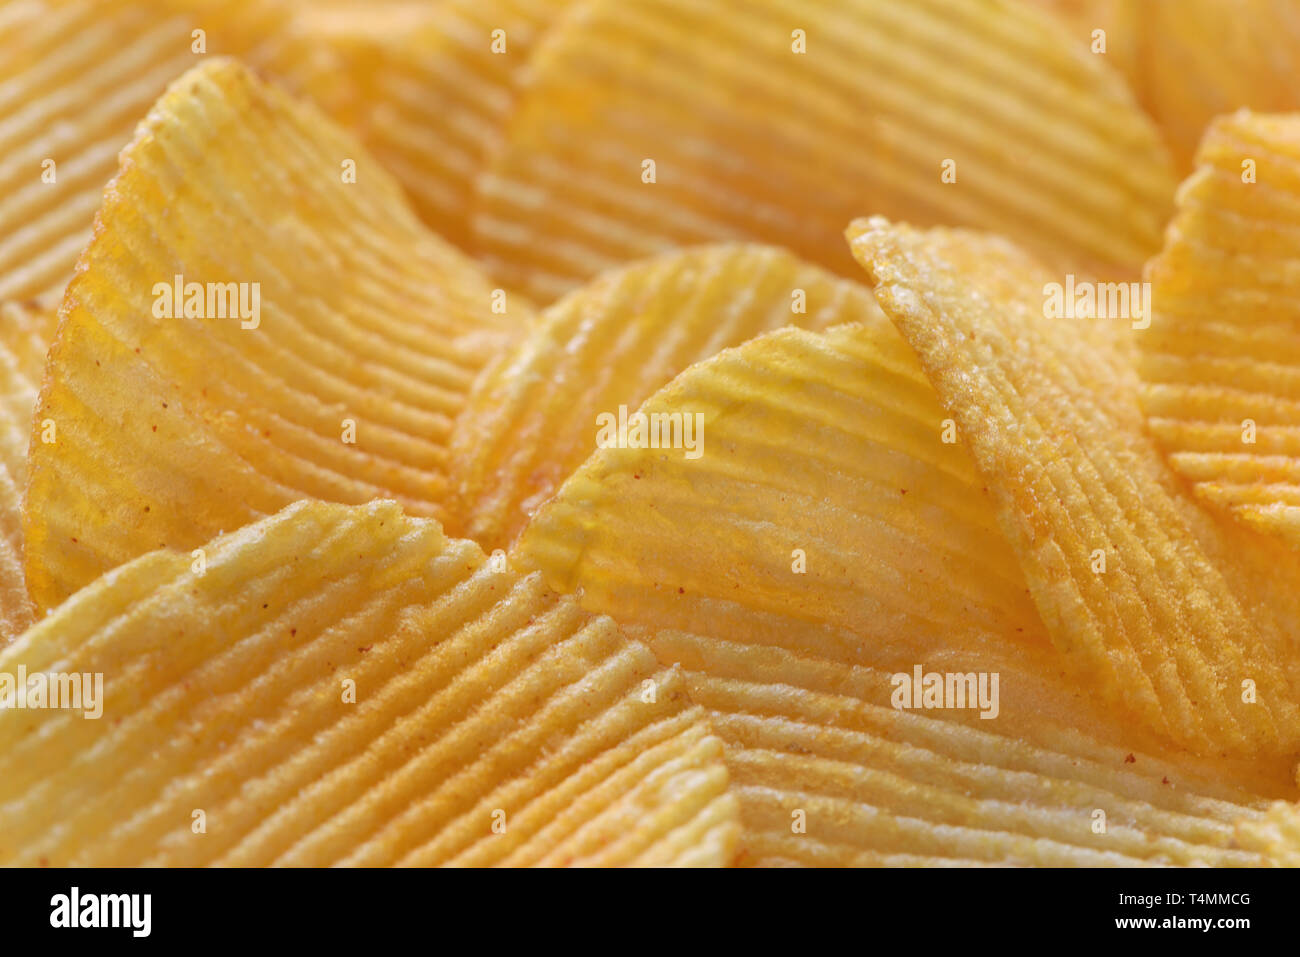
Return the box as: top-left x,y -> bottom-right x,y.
848,217 -> 1300,760
0,0 -> 295,308
0,303 -> 57,641
469,0 -> 1174,303
510,323 -> 1047,674
507,317 -> 1300,859
0,302 -> 58,484
0,462 -> 24,643
510,322 -> 1235,765
1126,1 -> 1300,172
269,0 -> 577,249
23,58 -> 525,613
1234,801 -> 1300,867
0,500 -> 738,867
633,643 -> 1291,867
1030,0 -> 1300,171
0,0 -> 200,306
1024,0 -> 1141,87
1138,112 -> 1300,546
447,244 -> 887,551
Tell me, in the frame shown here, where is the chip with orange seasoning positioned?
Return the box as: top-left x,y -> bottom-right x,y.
1139,111 -> 1300,546
268,0 -> 578,248
0,0 -> 295,308
848,216 -> 1300,760
507,322 -> 1295,865
23,58 -> 525,613
472,0 -> 1174,303
1031,0 -> 1300,170
506,321 -> 1290,776
447,243 -> 886,550
0,499 -> 739,867
0,303 -> 58,642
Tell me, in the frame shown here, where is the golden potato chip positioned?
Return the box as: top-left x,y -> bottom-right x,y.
504,319 -> 1299,864
7,0 -> 1294,873
505,314 -> 1300,862
23,58 -> 525,613
447,244 -> 887,550
511,322 -> 1047,674
0,499 -> 738,866
667,657 -> 1288,867
1135,1 -> 1300,172
508,318 -> 1264,755
1139,112 -> 1300,546
470,0 -> 1175,303
1025,0 -> 1141,85
0,7 -> 301,638
0,0 -> 196,305
0,0 -> 293,308
270,0 -> 576,248
1235,801 -> 1300,867
1031,0 -> 1300,170
0,303 -> 58,642
848,216 -> 1300,760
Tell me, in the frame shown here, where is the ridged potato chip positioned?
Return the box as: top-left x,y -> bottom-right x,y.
0,5 -> 302,624
5,0 -> 1297,873
1235,801 -> 1300,867
0,0 -> 199,306
510,319 -> 1288,768
0,499 -> 738,866
1032,0 -> 1300,170
447,244 -> 886,550
0,6 -> 305,641
471,0 -> 1175,303
272,0 -> 577,248
663,656 -> 1288,867
0,303 -> 57,641
23,58 -> 524,613
848,217 -> 1300,761
1140,0 -> 1300,168
511,323 -> 1048,678
0,0 -> 292,307
508,322 -> 1294,864
1139,111 -> 1300,546
1025,0 -> 1142,88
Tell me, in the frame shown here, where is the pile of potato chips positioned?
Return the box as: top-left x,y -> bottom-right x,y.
2,0 -> 1300,867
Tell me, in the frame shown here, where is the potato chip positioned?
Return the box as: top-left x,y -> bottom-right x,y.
470,0 -> 1174,303
848,216 -> 1300,760
0,8 -> 298,642
506,316 -> 1298,863
0,6 -> 300,613
5,0 -> 1294,872
269,0 -> 577,249
1138,112 -> 1300,546
1234,801 -> 1300,867
23,58 -> 525,613
0,0 -> 293,308
0,303 -> 57,642
447,244 -> 886,550
1133,1 -> 1300,172
0,0 -> 196,305
1031,0 -> 1300,171
661,655 -> 1287,866
1025,0 -> 1141,86
511,322 -> 1049,677
508,319 -> 1245,755
0,499 -> 738,866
